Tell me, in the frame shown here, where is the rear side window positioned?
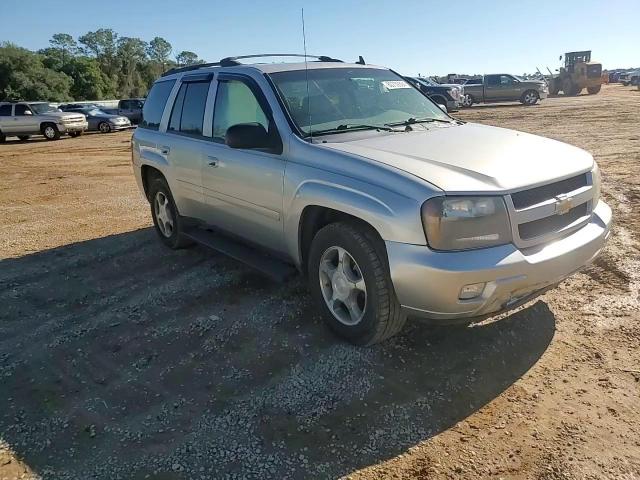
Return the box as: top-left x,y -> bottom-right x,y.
140,80 -> 175,130
167,81 -> 210,137
0,105 -> 11,116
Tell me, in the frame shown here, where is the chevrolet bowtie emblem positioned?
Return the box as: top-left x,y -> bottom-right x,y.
554,194 -> 573,215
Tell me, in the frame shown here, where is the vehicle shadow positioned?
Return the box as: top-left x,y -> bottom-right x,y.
0,228 -> 555,479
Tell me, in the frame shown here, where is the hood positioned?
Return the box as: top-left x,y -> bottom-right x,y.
46,111 -> 86,121
320,123 -> 594,193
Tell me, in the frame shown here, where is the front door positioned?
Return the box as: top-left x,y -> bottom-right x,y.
13,104 -> 38,133
201,76 -> 286,254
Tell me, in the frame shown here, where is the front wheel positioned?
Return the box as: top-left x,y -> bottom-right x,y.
308,222 -> 406,345
42,124 -> 61,140
148,177 -> 193,249
461,94 -> 474,108
587,85 -> 601,95
520,90 -> 540,105
98,122 -> 111,134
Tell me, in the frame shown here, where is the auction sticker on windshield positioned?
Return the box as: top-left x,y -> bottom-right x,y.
382,80 -> 411,90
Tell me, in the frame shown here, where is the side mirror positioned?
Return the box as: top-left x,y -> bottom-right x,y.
437,104 -> 448,113
226,123 -> 272,150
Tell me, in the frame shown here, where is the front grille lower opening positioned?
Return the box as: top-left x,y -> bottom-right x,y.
518,203 -> 589,240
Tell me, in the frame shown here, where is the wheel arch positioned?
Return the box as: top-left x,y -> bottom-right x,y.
140,164 -> 167,202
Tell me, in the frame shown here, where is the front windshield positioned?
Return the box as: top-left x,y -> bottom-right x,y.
269,67 -> 449,136
86,108 -> 106,116
30,103 -> 58,114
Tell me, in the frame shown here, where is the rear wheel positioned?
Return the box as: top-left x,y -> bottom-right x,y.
18,135 -> 30,141
42,123 -> 60,140
587,85 -> 601,95
308,222 -> 407,345
98,122 -> 111,134
148,176 -> 193,249
520,89 -> 540,105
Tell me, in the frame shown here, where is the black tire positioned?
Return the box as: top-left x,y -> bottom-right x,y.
41,123 -> 61,140
0,132 -> 5,143
587,85 -> 601,95
461,93 -> 474,108
549,80 -> 560,96
18,135 -> 30,141
562,79 -> 578,96
308,222 -> 407,345
69,131 -> 83,137
520,89 -> 540,105
430,96 -> 448,111
148,176 -> 193,249
98,122 -> 111,134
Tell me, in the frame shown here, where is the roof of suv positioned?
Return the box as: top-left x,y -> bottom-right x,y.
160,54 -> 385,79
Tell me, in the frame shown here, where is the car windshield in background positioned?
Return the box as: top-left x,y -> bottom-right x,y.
87,108 -> 107,116
269,67 -> 449,136
30,103 -> 58,114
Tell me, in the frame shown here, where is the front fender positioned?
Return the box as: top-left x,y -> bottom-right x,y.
283,178 -> 427,268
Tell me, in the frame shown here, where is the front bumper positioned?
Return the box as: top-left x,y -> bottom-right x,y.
539,90 -> 549,99
58,121 -> 88,133
386,200 -> 612,321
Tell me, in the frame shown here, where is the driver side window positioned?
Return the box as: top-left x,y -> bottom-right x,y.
500,75 -> 514,85
212,79 -> 268,144
14,104 -> 33,116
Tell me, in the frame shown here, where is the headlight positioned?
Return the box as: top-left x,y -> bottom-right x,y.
421,196 -> 512,251
591,163 -> 601,204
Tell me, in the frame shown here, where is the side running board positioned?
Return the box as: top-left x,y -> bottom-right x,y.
182,227 -> 297,283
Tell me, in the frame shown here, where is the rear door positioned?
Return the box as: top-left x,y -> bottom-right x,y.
200,74 -> 286,253
0,104 -> 14,133
161,73 -> 214,218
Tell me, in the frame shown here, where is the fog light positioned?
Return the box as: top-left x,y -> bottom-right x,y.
459,282 -> 486,300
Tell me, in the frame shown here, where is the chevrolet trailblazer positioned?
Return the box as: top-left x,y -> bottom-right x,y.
131,54 -> 611,345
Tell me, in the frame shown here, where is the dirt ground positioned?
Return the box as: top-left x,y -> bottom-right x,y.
0,84 -> 638,480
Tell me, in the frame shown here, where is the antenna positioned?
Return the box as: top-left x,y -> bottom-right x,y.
302,8 -> 312,141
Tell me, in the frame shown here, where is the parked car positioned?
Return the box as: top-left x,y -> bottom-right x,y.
0,101 -> 87,141
132,54 -> 611,345
618,72 -> 631,86
461,74 -> 548,107
103,99 -> 145,124
59,105 -> 132,133
404,76 -> 462,112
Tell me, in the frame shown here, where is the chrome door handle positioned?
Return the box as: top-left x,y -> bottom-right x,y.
160,146 -> 170,155
207,156 -> 219,167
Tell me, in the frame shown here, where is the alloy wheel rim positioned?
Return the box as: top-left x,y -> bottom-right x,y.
319,246 -> 367,326
100,123 -> 109,133
154,191 -> 174,237
44,127 -> 55,138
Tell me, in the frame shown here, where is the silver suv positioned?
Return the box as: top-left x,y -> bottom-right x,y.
0,102 -> 88,141
132,55 -> 611,345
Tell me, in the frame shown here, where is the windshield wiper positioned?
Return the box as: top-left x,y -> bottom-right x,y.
308,123 -> 401,136
385,117 -> 454,127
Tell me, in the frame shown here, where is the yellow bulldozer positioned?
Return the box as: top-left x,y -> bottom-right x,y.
548,51 -> 604,96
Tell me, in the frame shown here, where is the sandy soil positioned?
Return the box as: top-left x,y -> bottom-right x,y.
0,84 -> 638,480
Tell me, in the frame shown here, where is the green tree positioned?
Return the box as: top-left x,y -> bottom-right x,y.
147,37 -> 172,74
0,42 -> 72,101
62,57 -> 111,100
116,37 -> 148,97
175,50 -> 203,67
49,33 -> 78,68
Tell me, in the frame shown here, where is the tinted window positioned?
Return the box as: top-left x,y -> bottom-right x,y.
212,80 -> 269,142
178,82 -> 209,136
168,84 -> 187,132
0,105 -> 11,116
120,100 -> 131,109
15,104 -> 33,115
485,75 -> 500,86
140,80 -> 175,130
167,81 -> 209,137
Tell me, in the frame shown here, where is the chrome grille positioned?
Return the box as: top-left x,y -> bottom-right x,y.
511,174 -> 588,209
506,173 -> 595,248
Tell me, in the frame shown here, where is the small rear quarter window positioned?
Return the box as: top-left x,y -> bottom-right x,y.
140,80 -> 176,130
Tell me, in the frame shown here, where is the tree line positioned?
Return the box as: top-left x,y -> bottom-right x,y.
0,29 -> 205,102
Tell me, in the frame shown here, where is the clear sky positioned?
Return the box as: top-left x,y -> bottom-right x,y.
2,0 -> 639,75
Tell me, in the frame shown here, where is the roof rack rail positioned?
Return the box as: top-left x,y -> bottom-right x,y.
161,54 -> 343,77
162,62 -> 222,77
